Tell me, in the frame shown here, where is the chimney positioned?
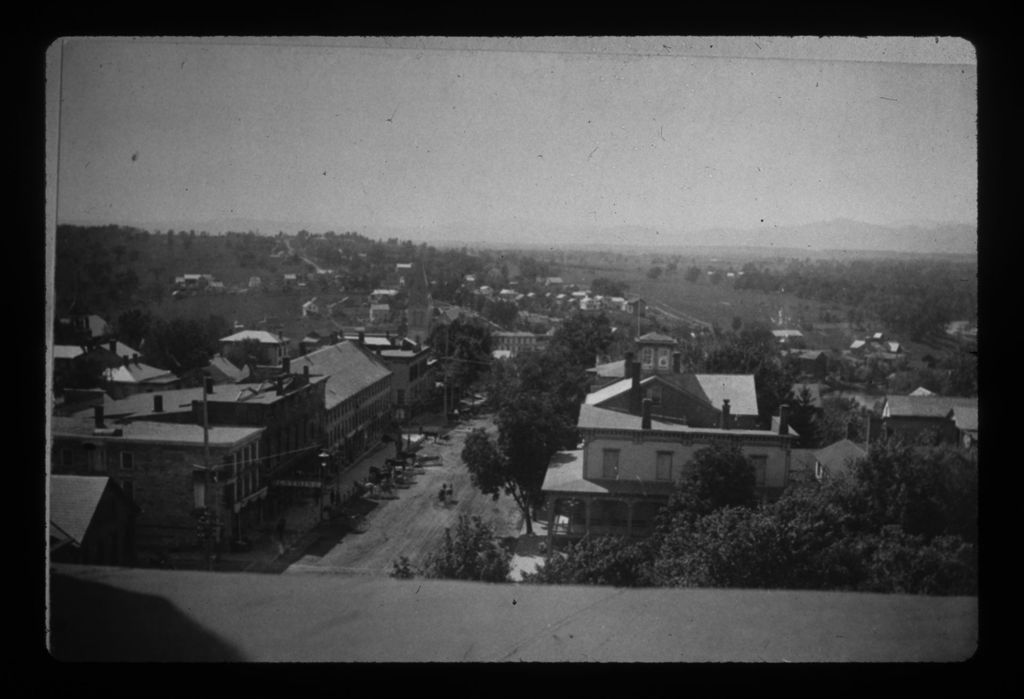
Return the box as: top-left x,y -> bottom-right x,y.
358,331 -> 365,345
778,403 -> 789,436
275,377 -> 284,396
153,394 -> 163,413
641,398 -> 652,430
282,356 -> 291,374
93,405 -> 104,429
204,376 -> 214,394
630,361 -> 643,415
108,340 -> 117,353
672,351 -> 681,374
720,399 -> 731,430
624,351 -> 634,377
303,365 -> 310,377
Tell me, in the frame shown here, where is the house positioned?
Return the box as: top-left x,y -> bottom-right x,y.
57,314 -> 111,342
101,359 -> 182,399
287,341 -> 394,463
301,297 -> 320,317
813,439 -> 867,481
491,330 -> 551,358
542,401 -> 794,548
951,405 -> 978,449
369,288 -> 400,304
49,475 -> 140,566
772,329 -> 804,344
788,349 -> 828,381
880,395 -> 978,445
849,339 -> 868,354
369,303 -> 391,323
909,386 -> 936,397
220,330 -> 289,366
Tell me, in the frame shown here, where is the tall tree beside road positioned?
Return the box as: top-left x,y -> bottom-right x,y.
466,349 -> 589,534
429,319 -> 492,404
424,515 -> 511,583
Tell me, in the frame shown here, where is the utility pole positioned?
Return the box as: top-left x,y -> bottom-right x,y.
202,376 -> 213,570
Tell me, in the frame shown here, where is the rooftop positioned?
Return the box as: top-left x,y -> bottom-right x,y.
883,395 -> 978,419
49,476 -> 114,546
577,404 -> 780,438
636,331 -> 677,344
814,439 -> 868,477
51,415 -> 263,447
219,330 -> 285,345
48,564 -> 977,662
287,342 -> 391,410
952,405 -> 979,432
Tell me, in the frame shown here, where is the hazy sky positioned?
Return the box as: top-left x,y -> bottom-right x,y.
49,36 -> 977,234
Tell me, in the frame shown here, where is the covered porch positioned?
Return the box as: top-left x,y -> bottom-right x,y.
541,450 -> 674,551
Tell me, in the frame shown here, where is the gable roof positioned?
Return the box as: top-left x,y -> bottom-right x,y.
687,374 -> 759,417
577,403 -> 778,438
207,355 -> 251,383
54,345 -> 86,361
636,332 -> 677,344
909,386 -> 936,397
103,363 -> 179,385
814,439 -> 867,477
883,395 -> 978,419
220,330 -> 285,345
586,359 -> 626,379
584,378 -> 634,405
287,341 -> 391,410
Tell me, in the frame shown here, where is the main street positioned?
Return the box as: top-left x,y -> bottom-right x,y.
285,415 -> 524,576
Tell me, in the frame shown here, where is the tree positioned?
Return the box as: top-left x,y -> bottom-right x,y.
549,313 -> 613,368
647,266 -> 663,280
424,515 -> 511,582
687,442 -> 758,511
114,308 -> 152,349
818,395 -> 864,447
466,349 -> 588,534
684,266 -> 702,283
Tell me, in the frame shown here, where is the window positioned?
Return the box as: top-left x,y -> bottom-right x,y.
602,449 -> 620,479
120,452 -> 134,471
750,455 -> 768,487
656,451 -> 673,481
656,348 -> 670,369
641,348 -> 654,366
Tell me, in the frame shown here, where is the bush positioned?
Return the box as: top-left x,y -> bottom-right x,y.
524,535 -> 652,587
390,555 -> 417,579
424,515 -> 511,583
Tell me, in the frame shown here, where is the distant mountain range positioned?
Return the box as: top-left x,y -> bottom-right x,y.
68,216 -> 977,256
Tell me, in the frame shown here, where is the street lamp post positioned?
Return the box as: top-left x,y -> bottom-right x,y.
318,449 -> 330,522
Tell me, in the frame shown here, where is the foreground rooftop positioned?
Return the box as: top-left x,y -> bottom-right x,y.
48,564 -> 976,662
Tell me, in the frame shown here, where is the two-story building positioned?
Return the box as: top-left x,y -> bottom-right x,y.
219,330 -> 289,367
542,400 -> 794,549
491,330 -> 553,358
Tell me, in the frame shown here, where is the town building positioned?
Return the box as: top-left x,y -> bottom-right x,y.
375,340 -> 433,421
52,369 -> 329,552
51,403 -> 265,551
491,330 -> 553,358
287,341 -> 394,463
219,330 -> 289,366
50,475 -> 140,566
542,400 -> 794,548
880,395 -> 978,445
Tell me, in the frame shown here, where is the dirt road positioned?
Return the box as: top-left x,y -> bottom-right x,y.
287,415 -> 523,576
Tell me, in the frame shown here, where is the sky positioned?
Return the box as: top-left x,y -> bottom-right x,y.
48,36 -> 977,238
